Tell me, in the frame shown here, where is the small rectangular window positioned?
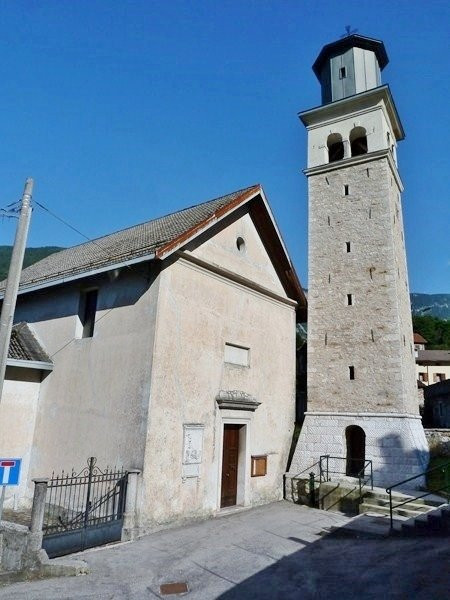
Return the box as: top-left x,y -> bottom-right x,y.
347,294 -> 353,306
344,185 -> 349,196
346,242 -> 351,253
251,455 -> 267,477
349,366 -> 355,380
339,66 -> 347,79
225,343 -> 249,366
79,289 -> 98,338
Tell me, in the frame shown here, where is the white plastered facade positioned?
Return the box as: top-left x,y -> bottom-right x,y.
2,200 -> 300,529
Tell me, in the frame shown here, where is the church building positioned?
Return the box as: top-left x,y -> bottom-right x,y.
0,185 -> 307,532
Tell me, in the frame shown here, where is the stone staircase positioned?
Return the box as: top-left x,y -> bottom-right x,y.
395,503 -> 450,536
360,487 -> 444,520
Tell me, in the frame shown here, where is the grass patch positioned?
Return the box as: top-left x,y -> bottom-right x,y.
427,456 -> 450,498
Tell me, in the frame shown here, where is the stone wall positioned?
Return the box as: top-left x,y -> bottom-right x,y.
307,156 -> 418,415
288,413 -> 428,488
425,429 -> 450,457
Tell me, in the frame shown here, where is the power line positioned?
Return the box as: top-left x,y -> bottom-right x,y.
33,200 -> 93,243
32,199 -> 154,359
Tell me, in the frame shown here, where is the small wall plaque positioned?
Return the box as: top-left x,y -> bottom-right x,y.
182,424 -> 204,478
251,455 -> 267,477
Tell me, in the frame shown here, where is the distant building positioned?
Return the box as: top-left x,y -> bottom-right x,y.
414,332 -> 428,351
423,379 -> 450,428
416,349 -> 450,385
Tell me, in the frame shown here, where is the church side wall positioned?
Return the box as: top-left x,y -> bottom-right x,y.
11,265 -> 160,494
138,257 -> 296,529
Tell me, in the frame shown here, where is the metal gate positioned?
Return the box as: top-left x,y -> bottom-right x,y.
42,457 -> 128,558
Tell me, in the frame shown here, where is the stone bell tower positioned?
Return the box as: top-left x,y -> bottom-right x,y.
288,34 -> 428,487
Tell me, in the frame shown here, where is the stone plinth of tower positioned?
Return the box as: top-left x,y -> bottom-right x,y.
287,34 -> 429,491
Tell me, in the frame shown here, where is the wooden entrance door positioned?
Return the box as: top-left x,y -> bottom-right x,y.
221,425 -> 241,508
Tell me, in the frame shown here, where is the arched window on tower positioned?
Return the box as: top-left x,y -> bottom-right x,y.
327,133 -> 344,163
350,127 -> 368,157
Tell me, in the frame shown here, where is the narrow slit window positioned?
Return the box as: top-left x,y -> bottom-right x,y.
346,242 -> 351,253
347,294 -> 353,306
79,289 -> 98,338
339,66 -> 347,79
349,366 -> 355,380
344,185 -> 349,196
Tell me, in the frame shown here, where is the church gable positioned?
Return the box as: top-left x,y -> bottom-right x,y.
186,211 -> 287,297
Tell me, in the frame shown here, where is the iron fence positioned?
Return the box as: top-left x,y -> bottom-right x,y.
43,457 -> 127,536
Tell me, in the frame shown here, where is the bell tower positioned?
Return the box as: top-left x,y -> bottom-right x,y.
288,34 -> 428,488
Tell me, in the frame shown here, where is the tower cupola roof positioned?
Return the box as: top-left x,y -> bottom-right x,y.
313,34 -> 389,104
312,34 -> 389,79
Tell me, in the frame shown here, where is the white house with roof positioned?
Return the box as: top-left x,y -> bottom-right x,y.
0,184 -> 306,533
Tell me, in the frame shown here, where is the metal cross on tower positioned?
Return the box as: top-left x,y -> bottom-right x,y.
341,25 -> 358,38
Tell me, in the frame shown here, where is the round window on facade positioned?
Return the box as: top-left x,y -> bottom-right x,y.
236,237 -> 246,253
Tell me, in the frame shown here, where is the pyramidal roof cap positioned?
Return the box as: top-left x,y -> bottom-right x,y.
312,33 -> 389,79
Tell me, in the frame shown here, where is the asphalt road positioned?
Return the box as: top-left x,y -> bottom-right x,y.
1,501 -> 449,599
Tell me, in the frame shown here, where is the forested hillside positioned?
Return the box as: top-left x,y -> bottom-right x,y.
412,315 -> 450,350
0,246 -> 63,281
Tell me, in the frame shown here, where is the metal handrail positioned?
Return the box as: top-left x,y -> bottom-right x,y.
319,455 -> 373,502
386,461 -> 450,529
290,460 -> 321,480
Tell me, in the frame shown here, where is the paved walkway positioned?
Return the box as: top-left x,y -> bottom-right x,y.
1,501 -> 449,599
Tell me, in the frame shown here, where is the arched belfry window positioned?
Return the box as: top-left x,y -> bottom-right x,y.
350,127 -> 368,157
327,133 -> 344,163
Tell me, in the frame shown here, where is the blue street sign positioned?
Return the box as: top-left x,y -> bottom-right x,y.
0,458 -> 21,486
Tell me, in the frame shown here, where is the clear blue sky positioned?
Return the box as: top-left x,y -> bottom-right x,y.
0,0 -> 448,294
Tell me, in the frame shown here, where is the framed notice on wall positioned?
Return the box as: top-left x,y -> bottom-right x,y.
182,424 -> 204,478
251,455 -> 267,477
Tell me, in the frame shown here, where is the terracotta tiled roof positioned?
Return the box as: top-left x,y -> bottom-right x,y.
0,185 -> 259,293
8,322 -> 52,364
414,332 -> 428,344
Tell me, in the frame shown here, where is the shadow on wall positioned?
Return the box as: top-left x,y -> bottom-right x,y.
14,262 -> 155,324
371,433 -> 429,489
287,430 -> 429,503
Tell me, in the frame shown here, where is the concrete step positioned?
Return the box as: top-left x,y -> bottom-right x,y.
363,490 -> 443,508
360,502 -> 430,519
398,505 -> 450,537
362,497 -> 432,513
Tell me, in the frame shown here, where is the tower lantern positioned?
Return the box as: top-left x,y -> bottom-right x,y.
287,34 -> 429,490
313,34 -> 388,104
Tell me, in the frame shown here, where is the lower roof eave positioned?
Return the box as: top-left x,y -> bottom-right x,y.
6,358 -> 54,371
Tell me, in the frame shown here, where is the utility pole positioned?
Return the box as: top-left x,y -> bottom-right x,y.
0,178 -> 33,404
